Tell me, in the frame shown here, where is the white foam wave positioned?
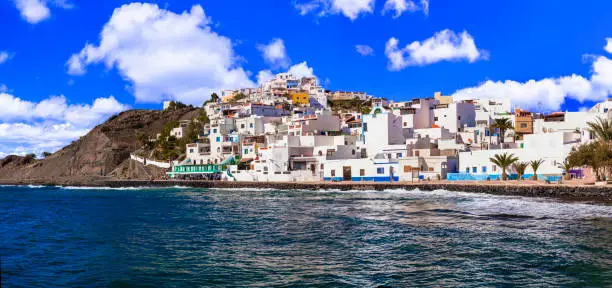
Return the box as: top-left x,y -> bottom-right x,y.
59,185 -> 192,190
27,185 -> 46,188
209,187 -> 277,192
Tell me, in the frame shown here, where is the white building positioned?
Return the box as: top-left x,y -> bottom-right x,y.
433,102 -> 476,133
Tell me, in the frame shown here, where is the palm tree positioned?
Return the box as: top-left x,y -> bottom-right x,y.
491,118 -> 513,144
557,159 -> 573,180
513,162 -> 529,181
587,116 -> 612,143
530,159 -> 545,181
490,153 -> 519,180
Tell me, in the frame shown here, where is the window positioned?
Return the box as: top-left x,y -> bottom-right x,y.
352,149 -> 356,155
472,167 -> 477,173
458,116 -> 461,120
404,166 -> 412,172
244,149 -> 249,154
396,153 -> 402,158
213,128 -> 217,133
363,123 -> 368,132
360,169 -> 365,176
216,137 -> 221,142
250,123 -> 253,128
318,151 -> 323,156
520,123 -> 528,128
466,167 -> 470,173
492,165 -> 497,172
429,167 -> 434,172
189,149 -> 194,153
320,164 -> 324,169
482,166 -> 487,173
377,167 -> 384,174
241,124 -> 245,129
434,117 -> 438,121
403,122 -> 407,127
331,170 -> 335,177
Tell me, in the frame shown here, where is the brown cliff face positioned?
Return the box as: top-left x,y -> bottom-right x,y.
0,107 -> 199,181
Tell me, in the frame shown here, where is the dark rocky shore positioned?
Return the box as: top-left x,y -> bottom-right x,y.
2,178 -> 612,205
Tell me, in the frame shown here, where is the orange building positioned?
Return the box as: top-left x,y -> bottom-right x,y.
514,108 -> 533,140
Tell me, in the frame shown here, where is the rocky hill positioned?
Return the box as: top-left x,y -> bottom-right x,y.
0,107 -> 199,182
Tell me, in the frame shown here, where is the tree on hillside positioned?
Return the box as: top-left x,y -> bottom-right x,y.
491,118 -> 513,144
204,93 -> 220,106
490,152 -> 519,180
232,92 -> 248,102
167,101 -> 187,110
210,93 -> 220,102
530,159 -> 545,180
42,152 -> 52,158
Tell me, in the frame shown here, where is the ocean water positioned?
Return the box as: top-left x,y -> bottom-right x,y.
1,185 -> 611,287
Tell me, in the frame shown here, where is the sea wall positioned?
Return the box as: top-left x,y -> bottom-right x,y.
102,180 -> 612,204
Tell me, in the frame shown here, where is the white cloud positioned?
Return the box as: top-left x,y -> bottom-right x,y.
288,61 -> 315,78
0,123 -> 90,157
255,61 -> 317,87
0,91 -> 128,157
257,38 -> 290,69
256,70 -> 275,85
15,0 -> 50,24
14,0 -> 72,24
295,0 -> 375,20
605,38 -> 612,54
382,0 -> 418,18
0,93 -> 128,125
385,29 -> 487,70
420,0 -> 429,16
67,3 -> 255,105
452,54 -> 612,112
355,44 -> 374,56
0,51 -> 10,64
66,53 -> 85,75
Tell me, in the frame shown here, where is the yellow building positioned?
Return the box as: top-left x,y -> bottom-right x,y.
290,92 -> 309,105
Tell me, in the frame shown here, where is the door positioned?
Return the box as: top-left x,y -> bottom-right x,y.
310,164 -> 316,176
343,166 -> 352,181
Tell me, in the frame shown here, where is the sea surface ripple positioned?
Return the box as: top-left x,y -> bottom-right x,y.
1,185 -> 611,287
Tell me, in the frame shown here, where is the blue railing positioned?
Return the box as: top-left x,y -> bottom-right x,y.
447,173 -> 554,181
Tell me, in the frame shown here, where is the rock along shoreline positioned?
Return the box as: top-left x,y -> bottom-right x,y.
2,178 -> 612,205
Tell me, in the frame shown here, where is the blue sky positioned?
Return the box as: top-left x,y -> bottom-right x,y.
1,0 -> 612,156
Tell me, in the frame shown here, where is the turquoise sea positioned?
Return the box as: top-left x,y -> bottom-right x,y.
1,185 -> 611,287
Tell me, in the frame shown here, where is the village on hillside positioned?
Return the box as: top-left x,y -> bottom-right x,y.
132,72 -> 612,184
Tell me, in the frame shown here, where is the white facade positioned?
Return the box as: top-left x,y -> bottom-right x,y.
433,102 -> 476,133
362,108 -> 405,156
458,132 -> 576,176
